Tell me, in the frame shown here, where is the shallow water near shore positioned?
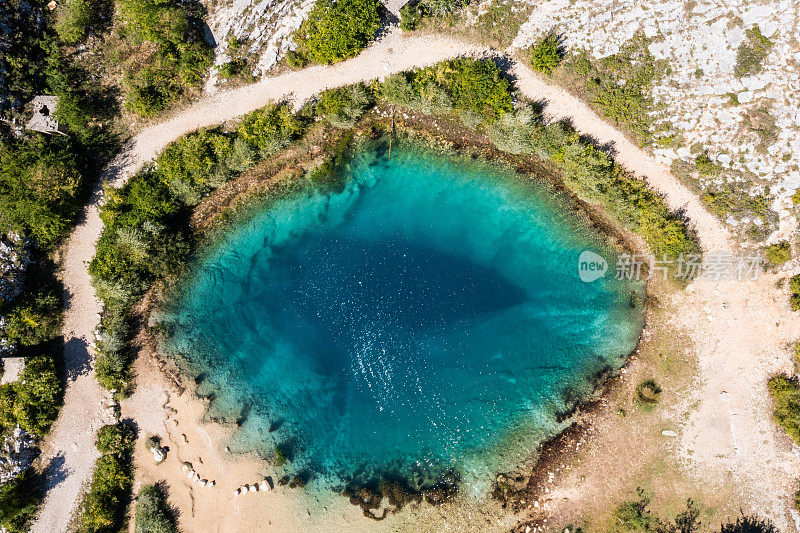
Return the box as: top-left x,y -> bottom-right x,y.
160,140 -> 644,494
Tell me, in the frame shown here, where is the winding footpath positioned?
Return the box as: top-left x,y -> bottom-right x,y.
34,27 -> 800,531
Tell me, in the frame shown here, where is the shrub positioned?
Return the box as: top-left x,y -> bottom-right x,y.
734,25 -> 773,78
559,34 -> 665,145
0,470 -> 42,533
2,291 -> 61,347
77,423 -> 135,533
217,60 -> 244,80
400,2 -> 424,31
485,105 -> 542,154
379,59 -> 512,121
135,484 -> 178,533
614,487 -> 653,530
13,355 -> 61,436
719,513 -> 777,533
55,0 -> 94,44
768,374 -> 800,444
118,0 -> 212,116
237,104 -> 303,155
418,0 -> 468,17
529,35 -> 563,74
790,275 -> 800,311
315,84 -> 374,128
764,241 -> 791,266
96,423 -> 135,455
293,0 -> 382,64
283,50 -> 308,69
694,152 -> 722,175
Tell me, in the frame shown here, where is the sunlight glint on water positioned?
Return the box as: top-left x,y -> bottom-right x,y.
161,141 -> 644,489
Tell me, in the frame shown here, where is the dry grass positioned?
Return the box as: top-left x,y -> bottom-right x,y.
543,278 -> 745,531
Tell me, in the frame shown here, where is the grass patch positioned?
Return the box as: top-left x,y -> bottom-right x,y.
734,25 -> 773,78
612,488 -> 701,532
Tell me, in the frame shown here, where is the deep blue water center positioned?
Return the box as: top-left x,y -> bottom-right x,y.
162,141 -> 644,487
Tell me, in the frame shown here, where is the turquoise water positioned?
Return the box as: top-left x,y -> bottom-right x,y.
161,141 -> 644,488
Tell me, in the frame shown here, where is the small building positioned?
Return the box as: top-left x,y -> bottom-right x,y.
25,96 -> 66,135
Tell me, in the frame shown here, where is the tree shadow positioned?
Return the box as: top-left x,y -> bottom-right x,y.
63,336 -> 92,383
38,452 -> 69,492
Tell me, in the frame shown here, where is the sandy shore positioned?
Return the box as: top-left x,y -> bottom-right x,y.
37,25 -> 800,533
123,346 -> 521,532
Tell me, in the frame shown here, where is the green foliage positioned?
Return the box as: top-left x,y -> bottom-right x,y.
719,514 -> 777,533
560,35 -> 665,145
2,290 -> 61,348
0,470 -> 42,533
467,0 -> 530,48
377,60 -> 696,260
529,35 -> 563,74
237,104 -> 303,156
96,423 -> 135,455
485,105 -> 542,154
118,0 -> 212,116
615,487 -> 654,530
55,0 -> 94,44
763,241 -> 791,266
13,355 -> 61,436
613,491 -> 700,532
791,275 -> 800,312
293,0 -> 382,64
734,25 -> 773,78
418,0 -> 469,18
694,152 -> 722,175
78,423 -> 135,533
535,122 -> 698,260
90,110 -> 308,392
701,186 -> 775,236
768,374 -> 800,443
315,84 -> 374,128
217,60 -> 244,80
400,2 -> 424,31
135,484 -> 178,533
0,135 -> 85,249
379,58 -> 512,121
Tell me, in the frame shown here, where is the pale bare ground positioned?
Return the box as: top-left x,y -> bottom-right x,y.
124,351 -> 519,532
510,57 -> 800,529
35,25 -> 800,531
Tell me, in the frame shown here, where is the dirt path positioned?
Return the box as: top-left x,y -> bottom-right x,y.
33,26 -> 799,531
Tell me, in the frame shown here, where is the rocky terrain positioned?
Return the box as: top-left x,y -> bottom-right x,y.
513,0 -> 800,242
203,0 -> 316,92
